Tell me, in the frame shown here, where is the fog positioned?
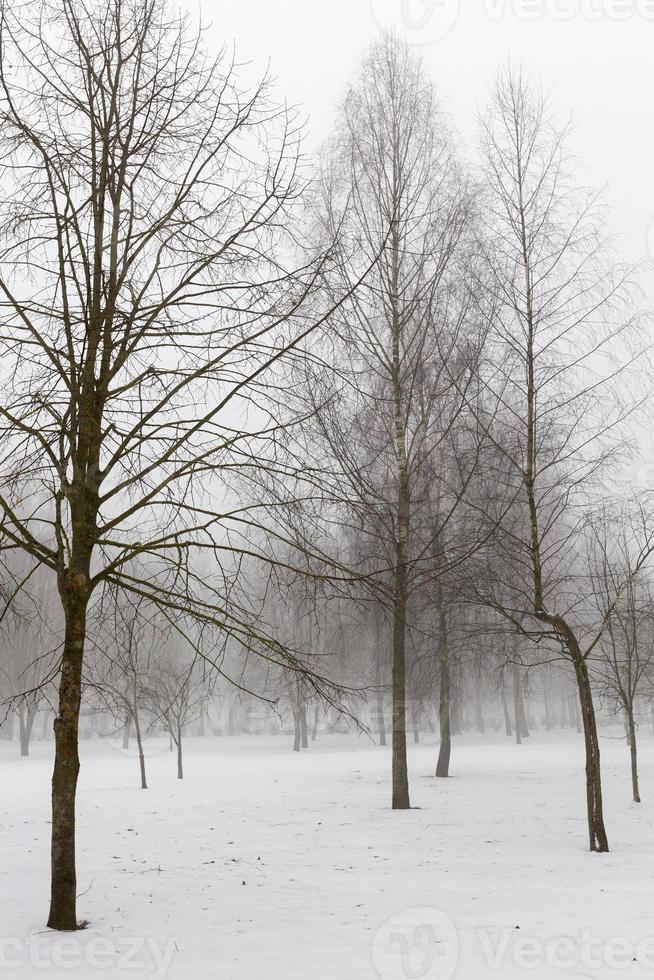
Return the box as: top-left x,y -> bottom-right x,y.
1,2 -> 654,979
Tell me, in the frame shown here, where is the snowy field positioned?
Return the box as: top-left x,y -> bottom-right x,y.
2,728 -> 654,979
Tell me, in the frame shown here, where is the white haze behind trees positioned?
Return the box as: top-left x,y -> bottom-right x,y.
1,4 -> 654,978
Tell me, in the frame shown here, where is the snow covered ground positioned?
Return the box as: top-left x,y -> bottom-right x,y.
2,726 -> 654,979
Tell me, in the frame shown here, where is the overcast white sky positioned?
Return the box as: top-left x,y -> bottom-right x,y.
206,0 -> 653,269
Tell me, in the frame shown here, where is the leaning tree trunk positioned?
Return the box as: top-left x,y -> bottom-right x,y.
47,579 -> 89,931
625,701 -> 641,804
571,653 -> 609,851
132,677 -> 147,790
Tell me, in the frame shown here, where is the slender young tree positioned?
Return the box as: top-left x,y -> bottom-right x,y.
89,590 -> 163,790
474,68 -> 653,851
589,514 -> 654,804
148,646 -> 207,780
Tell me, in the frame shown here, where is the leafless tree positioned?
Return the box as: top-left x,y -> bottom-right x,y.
89,590 -> 164,789
0,556 -> 61,755
473,67 -> 654,851
0,0 -> 364,929
589,513 -> 654,803
300,34 -> 480,809
147,644 -> 208,780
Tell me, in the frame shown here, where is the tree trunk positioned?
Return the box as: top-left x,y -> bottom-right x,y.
375,688 -> 387,746
122,709 -> 130,750
132,678 -> 147,790
412,701 -> 420,744
18,701 -> 37,757
475,688 -> 484,734
176,723 -> 183,779
389,203 -> 411,811
300,702 -> 308,749
391,534 -> 410,808
572,655 -> 609,851
513,665 -> 522,745
513,664 -> 529,744
435,573 -> 451,778
311,704 -> 320,741
543,665 -> 553,730
292,706 -> 301,752
47,588 -> 88,931
501,681 -> 512,736
626,702 -> 641,803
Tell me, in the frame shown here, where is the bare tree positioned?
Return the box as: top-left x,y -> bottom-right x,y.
473,67 -> 653,851
302,34 -> 478,809
0,557 -> 61,755
589,513 -> 654,803
89,591 -> 163,789
147,646 -> 207,780
0,0 -> 360,929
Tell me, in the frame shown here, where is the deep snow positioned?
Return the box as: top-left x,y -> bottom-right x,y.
2,726 -> 654,979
